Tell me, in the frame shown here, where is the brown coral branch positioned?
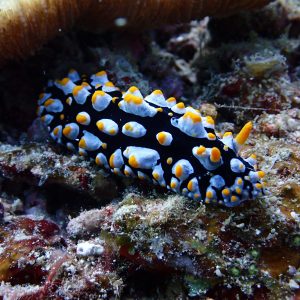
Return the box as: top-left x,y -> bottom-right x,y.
0,0 -> 270,65
0,0 -> 89,65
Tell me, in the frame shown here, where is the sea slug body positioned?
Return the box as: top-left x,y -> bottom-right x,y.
37,69 -> 265,206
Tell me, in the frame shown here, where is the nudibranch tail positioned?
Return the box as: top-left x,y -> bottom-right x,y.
37,69 -> 265,206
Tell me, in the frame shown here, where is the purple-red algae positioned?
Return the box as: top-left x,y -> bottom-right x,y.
0,217 -> 64,285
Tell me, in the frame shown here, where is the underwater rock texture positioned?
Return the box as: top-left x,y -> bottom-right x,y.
0,0 -> 300,298
0,0 -> 270,65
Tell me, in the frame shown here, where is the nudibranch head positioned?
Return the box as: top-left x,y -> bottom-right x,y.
37,69 -> 265,207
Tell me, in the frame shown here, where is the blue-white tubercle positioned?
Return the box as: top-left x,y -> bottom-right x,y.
37,69 -> 266,207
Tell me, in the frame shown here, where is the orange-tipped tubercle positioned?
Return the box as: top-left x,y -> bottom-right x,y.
235,121 -> 253,146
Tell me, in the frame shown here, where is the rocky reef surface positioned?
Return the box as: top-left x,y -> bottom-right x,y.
0,1 -> 300,298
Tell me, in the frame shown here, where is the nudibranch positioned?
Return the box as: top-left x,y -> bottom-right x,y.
37,69 -> 265,206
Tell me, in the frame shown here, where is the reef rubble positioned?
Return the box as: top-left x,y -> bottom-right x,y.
0,0 -> 300,298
